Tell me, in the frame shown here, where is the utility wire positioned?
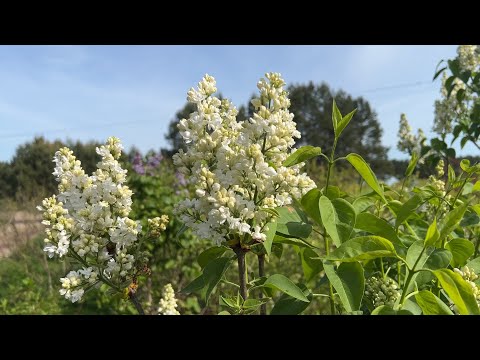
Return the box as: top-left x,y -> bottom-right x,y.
0,79 -> 437,140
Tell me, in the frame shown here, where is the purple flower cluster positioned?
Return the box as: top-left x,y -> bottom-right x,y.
132,152 -> 146,175
132,152 -> 163,176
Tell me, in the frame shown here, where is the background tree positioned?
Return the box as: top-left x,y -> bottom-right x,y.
0,137 -> 102,203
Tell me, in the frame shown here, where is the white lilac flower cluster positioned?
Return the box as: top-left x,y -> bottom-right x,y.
173,73 -> 316,246
397,113 -> 425,156
457,45 -> 480,73
364,276 -> 401,309
38,137 -> 167,302
433,72 -> 469,136
157,283 -> 180,315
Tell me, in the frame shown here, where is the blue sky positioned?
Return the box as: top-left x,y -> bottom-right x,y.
0,45 -> 476,162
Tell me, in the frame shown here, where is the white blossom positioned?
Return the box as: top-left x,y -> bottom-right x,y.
158,283 -> 180,315
457,45 -> 480,73
397,113 -> 424,155
39,137 -> 168,303
173,73 -> 316,246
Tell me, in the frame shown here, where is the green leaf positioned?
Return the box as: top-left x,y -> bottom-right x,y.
460,159 -> 471,172
445,238 -> 475,268
446,147 -> 456,159
263,274 -> 309,302
415,248 -> 452,287
323,261 -> 364,312
332,198 -> 356,224
406,240 -> 432,270
300,248 -> 323,283
270,284 -> 312,315
466,257 -> 480,274
425,248 -> 453,270
472,204 -> 480,216
262,221 -> 277,256
218,311 -> 231,315
405,152 -> 419,177
352,196 -> 375,213
448,165 -> 456,184
319,196 -> 341,247
275,206 -> 312,239
181,274 -> 206,294
181,257 -> 233,303
273,234 -> 315,248
301,188 -> 322,225
326,236 -> 397,262
395,194 -> 424,229
332,198 -> 356,242
473,180 -> 480,192
415,291 -> 454,315
424,218 -> 440,247
438,201 -> 469,244
371,306 -> 413,315
203,257 -> 233,302
271,243 -> 283,259
332,99 -> 342,135
197,246 -> 228,268
346,153 -> 386,202
355,212 -> 403,246
242,298 -> 270,314
324,185 -> 343,200
336,109 -> 357,139
433,269 -> 480,315
283,146 -> 322,167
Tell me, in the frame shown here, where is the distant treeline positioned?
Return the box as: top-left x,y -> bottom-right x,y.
1,136 -> 478,204
0,137 -> 166,203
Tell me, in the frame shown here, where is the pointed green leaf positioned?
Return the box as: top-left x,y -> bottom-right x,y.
371,306 -> 413,315
424,218 -> 440,247
323,261 -> 364,312
283,146 -> 322,167
445,238 -> 475,268
473,180 -> 480,192
203,257 -> 233,303
300,248 -> 323,283
273,234 -> 315,249
466,257 -> 480,274
355,212 -> 403,246
395,194 -> 424,229
301,188 -> 322,225
197,246 -> 228,268
448,165 -> 456,185
275,206 -> 312,239
336,109 -> 357,139
270,284 -> 312,315
332,99 -> 342,134
406,240 -> 432,270
332,198 -> 356,243
439,201 -> 469,243
415,291 -> 454,315
262,221 -> 277,256
352,196 -> 376,213
327,236 -> 397,262
263,274 -> 309,302
433,268 -> 480,315
405,152 -> 419,177
319,195 -> 341,247
346,153 -> 386,202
